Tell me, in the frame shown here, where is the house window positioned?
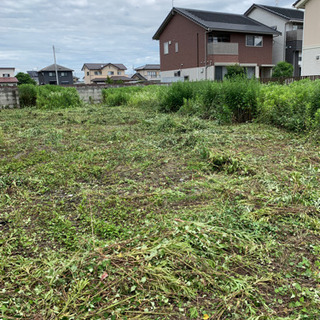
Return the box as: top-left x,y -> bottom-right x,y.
174,71 -> 181,77
94,71 -> 102,75
108,71 -> 114,75
49,72 -> 55,77
246,67 -> 255,79
164,42 -> 169,54
246,35 -> 263,47
175,42 -> 179,53
208,33 -> 230,43
117,71 -> 122,75
87,72 -> 89,76
147,71 -> 157,78
2,73 -> 10,77
61,72 -> 67,77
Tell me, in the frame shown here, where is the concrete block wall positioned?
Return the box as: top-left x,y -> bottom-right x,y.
75,86 -> 104,103
0,87 -> 20,109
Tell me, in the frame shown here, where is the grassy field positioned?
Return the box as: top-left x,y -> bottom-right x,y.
1,103 -> 320,319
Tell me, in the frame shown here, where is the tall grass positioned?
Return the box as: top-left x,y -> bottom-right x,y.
36,85 -> 82,109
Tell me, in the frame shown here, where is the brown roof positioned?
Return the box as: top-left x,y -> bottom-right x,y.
0,77 -> 18,83
82,63 -> 127,71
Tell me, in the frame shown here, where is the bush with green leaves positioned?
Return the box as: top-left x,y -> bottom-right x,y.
158,81 -> 197,113
225,64 -> 246,79
18,84 -> 37,107
16,72 -> 37,86
272,61 -> 294,78
36,85 -> 82,109
257,79 -> 320,131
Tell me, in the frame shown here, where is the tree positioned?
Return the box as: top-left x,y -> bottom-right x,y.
225,64 -> 246,79
272,61 -> 293,78
16,72 -> 37,85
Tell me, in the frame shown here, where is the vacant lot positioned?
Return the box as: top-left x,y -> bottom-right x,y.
1,104 -> 320,319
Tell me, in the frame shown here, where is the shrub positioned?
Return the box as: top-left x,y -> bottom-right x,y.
158,81 -> 195,113
222,77 -> 259,122
272,61 -> 294,78
36,85 -> 82,109
18,84 -> 37,107
16,72 -> 37,86
257,80 -> 315,131
225,64 -> 246,79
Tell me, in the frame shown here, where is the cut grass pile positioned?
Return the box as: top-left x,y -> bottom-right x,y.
1,103 -> 320,319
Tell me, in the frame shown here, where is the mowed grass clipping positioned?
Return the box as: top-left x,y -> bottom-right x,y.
1,103 -> 320,319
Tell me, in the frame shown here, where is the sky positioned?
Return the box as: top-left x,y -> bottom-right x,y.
0,0 -> 296,79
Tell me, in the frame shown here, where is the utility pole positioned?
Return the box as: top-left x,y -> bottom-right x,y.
53,45 -> 59,85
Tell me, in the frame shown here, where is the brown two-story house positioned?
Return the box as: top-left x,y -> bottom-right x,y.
153,7 -> 281,81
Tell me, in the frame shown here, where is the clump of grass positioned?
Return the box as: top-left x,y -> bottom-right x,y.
36,85 -> 82,109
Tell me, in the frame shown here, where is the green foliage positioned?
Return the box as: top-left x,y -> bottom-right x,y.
16,72 -> 37,85
258,79 -> 320,131
1,103 -> 320,318
225,64 -> 246,79
36,85 -> 82,109
18,84 -> 37,107
158,81 -> 197,112
272,61 -> 294,78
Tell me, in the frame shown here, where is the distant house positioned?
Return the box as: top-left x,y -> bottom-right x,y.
153,7 -> 280,82
134,64 -> 160,81
27,71 -> 39,84
294,0 -> 320,76
38,64 -> 74,85
0,67 -> 15,78
245,4 -> 304,76
131,73 -> 148,82
0,67 -> 18,86
82,63 -> 127,84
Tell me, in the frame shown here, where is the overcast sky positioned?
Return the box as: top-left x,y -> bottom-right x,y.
0,0 -> 296,78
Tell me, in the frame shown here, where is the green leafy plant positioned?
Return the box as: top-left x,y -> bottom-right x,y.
272,61 -> 294,78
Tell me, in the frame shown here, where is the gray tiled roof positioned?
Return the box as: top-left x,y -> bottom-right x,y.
135,64 -> 160,71
153,7 -> 281,40
27,71 -> 38,77
245,4 -> 304,21
39,64 -> 73,72
82,63 -> 127,71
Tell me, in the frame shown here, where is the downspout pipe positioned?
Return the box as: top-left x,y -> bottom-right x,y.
204,29 -> 210,80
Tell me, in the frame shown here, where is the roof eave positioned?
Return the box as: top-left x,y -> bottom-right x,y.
294,0 -> 309,9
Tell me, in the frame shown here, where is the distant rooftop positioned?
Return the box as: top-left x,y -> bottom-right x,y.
135,64 -> 160,71
82,63 -> 127,71
39,64 -> 73,72
0,77 -> 18,83
245,4 -> 304,21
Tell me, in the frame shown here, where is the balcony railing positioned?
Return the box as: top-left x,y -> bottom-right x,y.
207,42 -> 239,55
286,29 -> 303,42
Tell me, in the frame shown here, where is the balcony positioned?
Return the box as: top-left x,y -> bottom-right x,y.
207,42 -> 238,55
286,29 -> 303,42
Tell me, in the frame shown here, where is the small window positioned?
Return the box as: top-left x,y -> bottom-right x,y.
147,71 -> 157,78
49,72 -> 55,77
174,71 -> 181,77
2,73 -> 10,77
108,71 -> 114,76
94,71 -> 102,75
164,42 -> 169,55
87,72 -> 89,76
61,72 -> 67,77
175,42 -> 179,53
246,35 -> 263,47
117,71 -> 122,75
208,33 -> 230,43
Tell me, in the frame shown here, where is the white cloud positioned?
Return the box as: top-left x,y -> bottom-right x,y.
0,0 -> 296,76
